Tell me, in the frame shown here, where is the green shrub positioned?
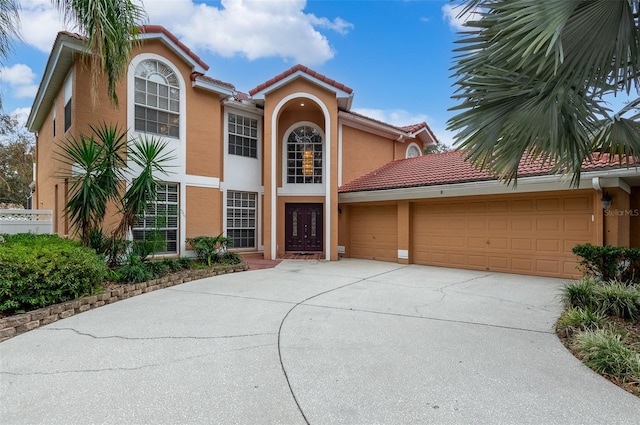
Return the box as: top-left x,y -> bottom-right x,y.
116,256 -> 154,283
187,234 -> 233,266
179,257 -> 194,270
161,258 -> 184,273
561,279 -> 598,310
596,281 -> 640,321
0,234 -> 106,312
561,279 -> 640,321
220,251 -> 242,265
573,244 -> 640,284
147,260 -> 169,277
570,328 -> 640,379
556,307 -> 607,338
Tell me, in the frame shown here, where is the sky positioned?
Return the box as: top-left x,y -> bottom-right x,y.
0,0 -> 472,146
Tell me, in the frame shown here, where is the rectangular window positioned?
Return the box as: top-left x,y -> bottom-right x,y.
52,102 -> 56,137
134,76 -> 180,138
63,72 -> 72,132
226,191 -> 256,249
132,183 -> 179,254
228,113 -> 258,158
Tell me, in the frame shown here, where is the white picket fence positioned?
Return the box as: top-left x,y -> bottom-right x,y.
0,209 -> 54,235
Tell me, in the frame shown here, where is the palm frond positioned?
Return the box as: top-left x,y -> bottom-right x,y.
52,0 -> 147,105
448,0 -> 640,186
0,0 -> 19,65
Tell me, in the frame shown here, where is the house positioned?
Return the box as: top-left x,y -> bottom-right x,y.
27,25 -> 639,280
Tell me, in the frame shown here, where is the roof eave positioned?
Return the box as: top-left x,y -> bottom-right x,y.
27,34 -> 85,132
339,110 -> 411,141
191,78 -> 235,97
338,167 -> 640,203
251,71 -> 353,106
138,30 -> 208,74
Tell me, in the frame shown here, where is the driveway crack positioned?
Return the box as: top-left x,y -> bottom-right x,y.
277,265 -> 409,425
1,343 -> 276,376
42,327 -> 275,341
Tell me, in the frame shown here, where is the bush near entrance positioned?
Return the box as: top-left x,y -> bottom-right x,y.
558,244 -> 640,397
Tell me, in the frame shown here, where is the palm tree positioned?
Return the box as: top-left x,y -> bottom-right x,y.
56,123 -> 127,244
0,1 -> 146,106
117,136 -> 175,239
448,0 -> 640,186
57,124 -> 174,246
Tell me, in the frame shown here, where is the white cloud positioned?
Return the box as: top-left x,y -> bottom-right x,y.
0,64 -> 39,99
442,3 -> 482,31
143,0 -> 353,65
18,0 -> 68,52
15,1 -> 352,65
10,107 -> 32,127
352,108 -> 428,127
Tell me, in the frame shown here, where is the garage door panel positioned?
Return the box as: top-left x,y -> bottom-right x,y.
512,218 -> 533,231
564,196 -> 591,210
536,239 -> 561,253
512,200 -> 534,211
537,198 -> 561,211
536,218 -> 561,231
412,191 -> 594,278
511,258 -> 534,273
350,205 -> 397,262
512,238 -> 533,251
565,217 -> 591,232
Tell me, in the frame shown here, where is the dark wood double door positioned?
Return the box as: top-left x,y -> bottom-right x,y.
285,203 -> 323,252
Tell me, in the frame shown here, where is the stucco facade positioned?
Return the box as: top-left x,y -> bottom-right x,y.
29,26 -> 637,279
28,26 -> 435,262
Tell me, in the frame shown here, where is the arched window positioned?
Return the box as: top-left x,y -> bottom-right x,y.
134,60 -> 180,138
406,143 -> 422,159
287,125 -> 323,183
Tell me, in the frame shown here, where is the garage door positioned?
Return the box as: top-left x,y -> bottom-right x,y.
412,191 -> 595,278
350,205 -> 397,262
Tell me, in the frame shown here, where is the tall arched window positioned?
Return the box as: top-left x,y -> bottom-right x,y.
134,60 -> 180,138
287,125 -> 323,183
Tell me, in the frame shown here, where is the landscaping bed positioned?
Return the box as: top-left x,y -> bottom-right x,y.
0,261 -> 248,342
557,244 -> 640,398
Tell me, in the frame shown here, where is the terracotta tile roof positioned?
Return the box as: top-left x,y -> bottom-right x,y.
249,64 -> 353,96
339,151 -> 636,193
234,91 -> 251,102
399,122 -> 428,133
190,72 -> 235,90
139,25 -> 209,71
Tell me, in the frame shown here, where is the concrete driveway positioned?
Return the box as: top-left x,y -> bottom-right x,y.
1,259 -> 639,424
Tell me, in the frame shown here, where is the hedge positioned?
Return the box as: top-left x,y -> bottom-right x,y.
0,234 -> 107,312
572,244 -> 640,284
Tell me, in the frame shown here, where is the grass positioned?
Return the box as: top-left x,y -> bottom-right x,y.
557,278 -> 640,397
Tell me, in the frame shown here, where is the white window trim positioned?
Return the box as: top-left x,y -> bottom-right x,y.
405,142 -> 422,159
223,107 -> 263,167
131,181 -> 180,255
279,121 -> 326,196
225,190 -> 258,249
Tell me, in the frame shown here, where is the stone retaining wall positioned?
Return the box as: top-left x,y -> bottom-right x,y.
0,262 -> 248,342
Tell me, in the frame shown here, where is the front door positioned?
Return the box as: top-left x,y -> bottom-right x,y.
285,203 -> 323,252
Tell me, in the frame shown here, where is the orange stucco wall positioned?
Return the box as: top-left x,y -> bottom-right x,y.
262,78 -> 340,260
340,125 -> 395,185
630,188 -> 640,248
186,186 -> 221,241
604,187 -> 631,247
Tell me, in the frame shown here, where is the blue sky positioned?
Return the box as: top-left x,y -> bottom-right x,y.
0,0 -> 470,146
